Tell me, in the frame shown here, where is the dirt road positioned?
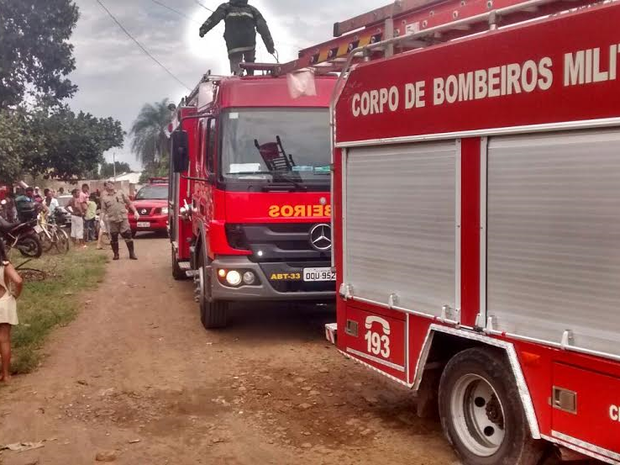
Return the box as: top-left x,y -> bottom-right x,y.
0,237 -> 456,465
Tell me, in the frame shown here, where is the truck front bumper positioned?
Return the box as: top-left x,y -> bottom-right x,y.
210,256 -> 336,302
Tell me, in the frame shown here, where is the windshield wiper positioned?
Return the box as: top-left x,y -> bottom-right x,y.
225,171 -> 273,176
271,171 -> 307,191
226,170 -> 308,191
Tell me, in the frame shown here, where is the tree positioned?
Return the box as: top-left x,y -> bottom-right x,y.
139,154 -> 169,184
0,0 -> 125,184
0,107 -> 125,182
0,0 -> 79,109
0,110 -> 41,184
101,161 -> 132,179
130,99 -> 172,167
30,109 -> 125,180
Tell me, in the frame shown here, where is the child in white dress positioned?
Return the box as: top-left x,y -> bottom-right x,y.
0,240 -> 23,383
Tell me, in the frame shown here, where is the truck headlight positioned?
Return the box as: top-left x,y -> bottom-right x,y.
243,271 -> 256,285
226,270 -> 242,287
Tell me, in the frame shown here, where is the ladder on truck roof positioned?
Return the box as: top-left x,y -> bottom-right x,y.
275,0 -> 606,76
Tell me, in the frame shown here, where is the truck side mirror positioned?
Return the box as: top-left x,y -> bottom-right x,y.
172,130 -> 190,173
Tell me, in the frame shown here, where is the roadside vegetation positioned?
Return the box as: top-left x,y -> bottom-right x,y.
9,247 -> 107,374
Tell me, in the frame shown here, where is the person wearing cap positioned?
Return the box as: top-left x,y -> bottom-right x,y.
101,181 -> 140,260
199,0 -> 275,76
33,187 -> 42,203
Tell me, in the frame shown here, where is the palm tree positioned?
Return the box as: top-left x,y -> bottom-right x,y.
130,99 -> 171,167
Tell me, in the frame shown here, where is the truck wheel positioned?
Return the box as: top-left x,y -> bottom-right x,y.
198,255 -> 228,329
438,348 -> 544,465
171,247 -> 185,281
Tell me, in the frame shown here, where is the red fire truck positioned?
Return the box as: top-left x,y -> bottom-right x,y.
276,0 -> 620,463
168,74 -> 337,329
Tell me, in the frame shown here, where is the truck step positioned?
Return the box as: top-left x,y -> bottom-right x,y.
325,323 -> 337,345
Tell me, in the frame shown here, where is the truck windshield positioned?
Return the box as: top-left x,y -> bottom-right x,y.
136,185 -> 168,200
221,109 -> 331,183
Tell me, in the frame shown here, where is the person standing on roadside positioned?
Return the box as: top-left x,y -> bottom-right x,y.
33,187 -> 43,203
79,184 -> 89,240
1,193 -> 18,223
96,209 -> 109,251
44,189 -> 59,217
84,194 -> 97,242
68,189 -> 87,248
0,239 -> 24,383
101,181 -> 140,261
16,187 -> 37,222
80,184 -> 90,205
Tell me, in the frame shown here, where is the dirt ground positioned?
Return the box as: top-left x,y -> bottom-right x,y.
0,237 -> 485,464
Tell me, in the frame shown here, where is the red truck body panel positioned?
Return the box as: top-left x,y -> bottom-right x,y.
336,4 -> 620,144
332,3 -> 620,463
217,76 -> 338,109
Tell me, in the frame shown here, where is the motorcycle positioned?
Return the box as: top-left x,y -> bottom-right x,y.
0,215 -> 43,258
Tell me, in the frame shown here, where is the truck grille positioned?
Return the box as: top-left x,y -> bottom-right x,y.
237,223 -> 332,263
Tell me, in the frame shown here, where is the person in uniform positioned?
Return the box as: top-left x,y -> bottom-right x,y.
101,181 -> 140,261
199,0 -> 275,76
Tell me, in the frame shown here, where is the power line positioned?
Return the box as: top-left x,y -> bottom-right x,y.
95,0 -> 192,91
194,0 -> 214,13
149,0 -> 202,24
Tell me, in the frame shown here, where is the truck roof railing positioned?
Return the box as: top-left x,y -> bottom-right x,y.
239,62 -> 280,74
185,73 -> 227,107
276,0 -> 605,76
184,64 -> 282,108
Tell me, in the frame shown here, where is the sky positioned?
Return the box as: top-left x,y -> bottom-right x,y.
68,0 -> 383,170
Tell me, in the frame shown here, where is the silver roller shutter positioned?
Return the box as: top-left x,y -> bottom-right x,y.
487,129 -> 620,357
345,141 -> 459,317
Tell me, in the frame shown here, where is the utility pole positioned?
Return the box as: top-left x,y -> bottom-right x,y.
113,152 -> 117,182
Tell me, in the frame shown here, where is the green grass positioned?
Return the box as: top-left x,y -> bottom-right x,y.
8,246 -> 108,375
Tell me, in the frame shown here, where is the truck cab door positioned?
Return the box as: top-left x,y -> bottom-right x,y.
194,118 -> 217,241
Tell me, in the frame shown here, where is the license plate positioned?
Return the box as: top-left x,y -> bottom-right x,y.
303,267 -> 336,282
34,225 -> 43,233
137,222 -> 151,228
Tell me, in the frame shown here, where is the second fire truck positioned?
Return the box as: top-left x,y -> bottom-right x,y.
168,73 -> 337,329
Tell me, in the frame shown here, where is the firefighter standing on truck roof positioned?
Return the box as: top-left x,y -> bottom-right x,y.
199,0 -> 275,76
101,181 -> 139,261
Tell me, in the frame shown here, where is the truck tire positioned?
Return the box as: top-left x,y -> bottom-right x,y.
171,247 -> 185,281
438,347 -> 544,465
198,252 -> 228,329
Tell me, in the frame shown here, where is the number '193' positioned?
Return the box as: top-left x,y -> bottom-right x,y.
365,331 -> 391,358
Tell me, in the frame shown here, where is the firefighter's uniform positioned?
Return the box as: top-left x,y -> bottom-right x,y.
101,190 -> 137,261
199,0 -> 275,76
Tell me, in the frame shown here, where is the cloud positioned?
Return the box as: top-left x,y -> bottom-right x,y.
69,0 -> 384,169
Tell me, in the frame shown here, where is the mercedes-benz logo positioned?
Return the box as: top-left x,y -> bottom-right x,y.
309,223 -> 332,251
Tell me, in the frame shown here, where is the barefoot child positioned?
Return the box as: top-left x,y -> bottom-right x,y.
0,240 -> 23,383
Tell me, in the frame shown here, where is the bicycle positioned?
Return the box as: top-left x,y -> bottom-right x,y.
38,213 -> 70,254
